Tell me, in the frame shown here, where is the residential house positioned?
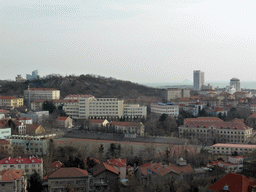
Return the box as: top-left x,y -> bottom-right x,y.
91,162 -> 119,192
108,121 -> 145,136
179,117 -> 253,144
208,172 -> 256,192
26,124 -> 45,135
87,119 -> 109,128
47,168 -> 89,192
56,116 -> 73,128
105,159 -> 126,179
0,168 -> 25,192
0,157 -> 43,178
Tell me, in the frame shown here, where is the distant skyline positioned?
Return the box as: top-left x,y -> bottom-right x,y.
2,0 -> 256,83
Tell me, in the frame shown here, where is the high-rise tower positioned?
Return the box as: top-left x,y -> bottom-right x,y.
230,78 -> 240,92
193,70 -> 204,90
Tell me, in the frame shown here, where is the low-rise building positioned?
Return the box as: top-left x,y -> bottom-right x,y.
17,117 -> 33,125
8,135 -> 49,155
210,143 -> 256,155
47,167 -> 89,192
179,117 -> 253,144
0,128 -> 11,139
26,124 -> 46,135
108,121 -> 145,136
0,157 -> 43,178
0,96 -> 23,107
56,116 -> 73,128
123,104 -> 147,119
24,88 -> 60,103
151,102 -> 179,117
0,168 -> 25,192
87,119 -> 109,128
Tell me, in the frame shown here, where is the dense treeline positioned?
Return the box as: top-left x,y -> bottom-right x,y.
0,74 -> 159,99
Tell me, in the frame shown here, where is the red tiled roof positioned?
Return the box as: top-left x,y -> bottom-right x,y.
0,168 -> 23,181
212,143 -> 256,149
249,113 -> 256,119
18,117 -> 32,120
92,162 -> 118,176
106,159 -> 126,167
0,140 -> 10,145
0,157 -> 42,164
56,117 -> 69,121
208,173 -> 253,192
26,124 -> 40,131
48,168 -> 88,178
51,161 -> 63,169
109,121 -> 142,127
184,117 -> 223,123
0,96 -> 17,100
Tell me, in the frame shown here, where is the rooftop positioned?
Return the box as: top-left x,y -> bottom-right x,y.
212,143 -> 256,149
0,157 -> 42,164
26,88 -> 59,91
0,168 -> 23,182
48,168 -> 88,178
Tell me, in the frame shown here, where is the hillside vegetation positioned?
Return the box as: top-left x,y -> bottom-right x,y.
0,75 -> 159,100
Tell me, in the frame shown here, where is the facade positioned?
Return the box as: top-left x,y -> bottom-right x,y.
0,168 -> 25,192
64,95 -> 124,119
159,88 -> 190,101
17,117 -> 33,124
210,143 -> 256,155
0,157 -> 43,178
0,96 -> 23,107
193,70 -> 204,90
0,140 -> 12,155
8,135 -> 49,155
56,116 -> 73,128
24,88 -> 60,104
0,128 -> 11,139
47,168 -> 89,192
108,121 -> 145,136
20,111 -> 49,124
230,78 -> 241,92
151,102 -> 179,117
26,70 -> 39,80
123,104 -> 147,118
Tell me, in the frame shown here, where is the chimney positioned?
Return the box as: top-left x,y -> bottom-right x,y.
29,156 -> 31,160
8,157 -> 11,161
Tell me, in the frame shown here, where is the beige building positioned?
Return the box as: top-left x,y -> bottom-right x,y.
0,157 -> 43,178
24,88 -> 60,103
47,168 -> 89,192
0,96 -> 23,107
56,116 -> 73,128
210,143 -> 256,155
108,121 -> 145,136
0,168 -> 25,192
151,103 -> 179,117
179,117 -> 253,144
64,95 -> 124,119
123,104 -> 147,118
159,88 -> 190,101
26,124 -> 46,135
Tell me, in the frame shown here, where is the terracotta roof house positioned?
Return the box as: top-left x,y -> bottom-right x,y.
208,173 -> 256,192
51,161 -> 63,170
105,159 -> 126,179
91,162 -> 119,191
135,158 -> 194,185
47,168 -> 89,192
108,121 -> 145,136
88,119 -> 109,127
26,124 -> 45,135
0,168 -> 25,192
56,116 -> 73,128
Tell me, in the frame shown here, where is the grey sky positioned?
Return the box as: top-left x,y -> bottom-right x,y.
1,0 -> 256,83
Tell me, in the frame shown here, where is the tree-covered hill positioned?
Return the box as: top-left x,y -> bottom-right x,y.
0,74 -> 160,100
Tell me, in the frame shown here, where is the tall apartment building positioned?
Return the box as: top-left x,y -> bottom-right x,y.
0,96 -> 23,107
193,70 -> 204,90
150,102 -> 179,117
179,117 -> 253,144
24,88 -> 60,107
230,78 -> 241,92
64,95 -> 124,119
159,89 -> 190,101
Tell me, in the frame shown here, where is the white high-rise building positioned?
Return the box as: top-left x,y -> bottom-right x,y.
230,78 -> 241,92
193,70 -> 204,90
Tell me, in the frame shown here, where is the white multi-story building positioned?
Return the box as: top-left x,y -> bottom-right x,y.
24,88 -> 60,103
150,102 -> 179,117
0,157 -> 43,178
123,104 -> 147,119
230,78 -> 241,92
64,95 -> 124,119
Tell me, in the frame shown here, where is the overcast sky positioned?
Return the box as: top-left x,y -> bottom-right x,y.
1,0 -> 256,83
